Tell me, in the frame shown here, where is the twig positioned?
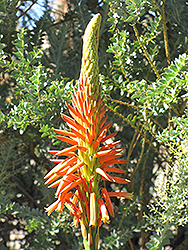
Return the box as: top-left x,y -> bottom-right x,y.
115,33 -> 130,82
174,238 -> 188,250
133,24 -> 161,80
139,154 -> 147,248
161,1 -> 171,65
118,198 -> 138,230
106,103 -> 170,164
16,0 -> 38,21
128,238 -> 134,250
76,0 -> 86,27
130,131 -> 145,180
106,96 -> 141,110
107,96 -> 164,131
168,104 -> 172,131
46,14 -> 78,29
143,105 -> 166,147
126,128 -> 140,172
16,0 -> 25,10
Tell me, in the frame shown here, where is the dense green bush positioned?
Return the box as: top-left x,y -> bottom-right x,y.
0,0 -> 187,249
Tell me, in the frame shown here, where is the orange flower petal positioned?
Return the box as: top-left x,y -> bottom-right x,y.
101,188 -> 114,217
90,124 -> 95,139
89,177 -> 94,193
45,200 -> 59,215
99,153 -> 122,164
83,100 -> 89,116
57,192 -> 73,213
95,149 -> 111,158
55,157 -> 77,173
89,193 -> 97,226
94,113 -> 99,128
111,176 -> 130,184
95,148 -> 122,158
54,129 -> 77,138
100,141 -> 121,151
85,128 -> 94,144
96,96 -> 104,111
102,175 -> 130,184
71,128 -> 86,141
80,176 -> 89,192
95,168 -> 114,182
55,179 -> 71,196
65,203 -> 80,220
74,120 -> 86,134
97,214 -> 102,227
78,146 -> 87,152
92,100 -> 97,114
88,227 -> 93,246
78,91 -> 85,113
100,159 -> 128,167
87,105 -> 93,120
59,178 -> 83,195
48,150 -> 59,155
108,192 -> 133,200
55,174 -> 79,196
66,199 -> 82,216
44,157 -> 77,179
67,102 -> 90,127
56,136 -> 78,145
66,161 -> 85,175
98,103 -> 106,113
73,215 -> 80,227
98,198 -> 110,224
101,166 -> 125,173
48,179 -> 62,188
93,129 -> 107,149
99,116 -> 107,129
45,173 -> 60,185
100,132 -> 117,143
72,190 -> 79,206
99,106 -> 107,121
55,145 -> 78,156
57,200 -> 64,213
44,159 -> 68,179
72,93 -> 79,110
77,187 -> 90,219
61,114 -> 86,134
97,122 -> 112,137
79,111 -> 91,128
80,220 -> 87,239
49,150 -> 76,157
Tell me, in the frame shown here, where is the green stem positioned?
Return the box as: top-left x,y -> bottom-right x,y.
83,226 -> 99,250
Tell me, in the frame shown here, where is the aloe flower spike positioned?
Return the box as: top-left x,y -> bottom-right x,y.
44,13 -> 132,250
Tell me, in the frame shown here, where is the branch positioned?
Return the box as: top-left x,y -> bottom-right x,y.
106,103 -> 171,164
133,24 -> 161,80
174,238 -> 188,250
130,131 -> 146,180
106,95 -> 141,110
161,1 -> 171,65
16,0 -> 38,21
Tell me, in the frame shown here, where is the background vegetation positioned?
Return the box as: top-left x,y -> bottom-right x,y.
0,0 -> 187,249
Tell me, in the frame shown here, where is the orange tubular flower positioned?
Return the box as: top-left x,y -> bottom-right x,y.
101,188 -> 114,217
89,193 -> 97,227
98,198 -> 110,224
44,13 -> 132,250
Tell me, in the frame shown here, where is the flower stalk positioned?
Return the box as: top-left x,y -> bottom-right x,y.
44,13 -> 132,250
